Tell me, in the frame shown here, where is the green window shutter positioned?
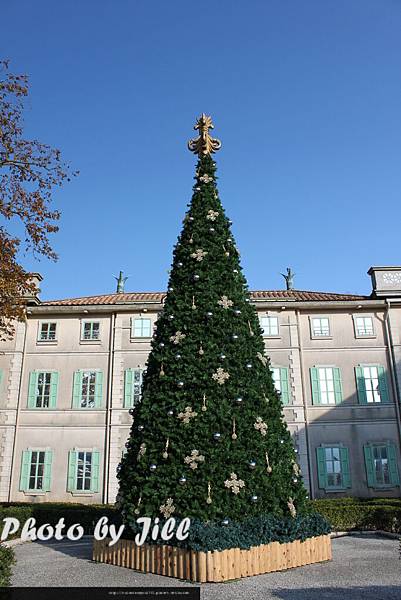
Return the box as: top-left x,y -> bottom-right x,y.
279,368 -> 290,405
67,450 -> 77,491
316,447 -> 327,489
310,368 -> 321,405
95,371 -> 103,408
91,450 -> 100,492
28,372 -> 38,408
340,447 -> 351,488
355,366 -> 367,404
364,445 -> 375,487
124,368 -> 133,408
43,450 -> 53,492
333,368 -> 343,404
387,443 -> 400,485
72,371 -> 83,408
49,372 -> 59,409
377,366 -> 389,403
0,369 -> 3,392
19,450 -> 32,491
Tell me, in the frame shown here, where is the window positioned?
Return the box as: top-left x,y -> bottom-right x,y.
364,443 -> 399,487
19,449 -> 52,492
271,367 -> 290,404
311,317 -> 330,337
316,446 -> 350,490
124,368 -> 144,407
27,371 -> 58,409
81,321 -> 100,341
72,370 -> 103,409
39,322 -> 57,341
260,316 -> 279,336
132,318 -> 152,338
355,365 -> 389,404
310,367 -> 342,405
354,316 -> 374,337
67,449 -> 100,493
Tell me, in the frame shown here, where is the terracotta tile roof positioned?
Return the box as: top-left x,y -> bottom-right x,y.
42,289 -> 369,306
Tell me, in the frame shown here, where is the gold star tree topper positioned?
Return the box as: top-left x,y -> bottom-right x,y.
188,113 -> 222,156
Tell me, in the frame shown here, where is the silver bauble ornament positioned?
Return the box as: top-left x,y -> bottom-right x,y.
213,432 -> 222,442
137,425 -> 144,432
175,353 -> 182,359
149,464 -> 157,472
220,354 -> 226,360
250,495 -> 258,503
179,476 -> 187,485
234,309 -> 241,315
249,460 -> 257,470
246,363 -> 253,369
232,334 -> 239,340
221,518 -> 229,526
206,312 -> 213,317
193,274 -> 200,281
167,409 -> 174,416
177,381 -> 184,388
177,262 -> 183,267
235,397 -> 243,405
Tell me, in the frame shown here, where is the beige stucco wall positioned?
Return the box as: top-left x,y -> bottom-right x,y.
1,295 -> 401,504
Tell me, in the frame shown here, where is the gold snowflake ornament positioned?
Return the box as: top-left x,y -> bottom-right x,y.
184,450 -> 205,470
254,416 -> 268,436
200,173 -> 213,183
206,209 -> 219,221
170,331 -> 186,344
177,406 -> 198,424
217,295 -> 234,309
160,497 -> 175,518
212,367 -> 230,385
224,472 -> 245,495
191,248 -> 208,262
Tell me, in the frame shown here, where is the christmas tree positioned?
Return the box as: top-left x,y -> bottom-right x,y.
117,114 -> 312,536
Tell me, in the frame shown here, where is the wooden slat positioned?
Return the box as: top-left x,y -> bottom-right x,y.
197,551 -> 207,582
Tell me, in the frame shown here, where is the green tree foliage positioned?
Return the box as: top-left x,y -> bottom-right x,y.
118,153 -> 308,525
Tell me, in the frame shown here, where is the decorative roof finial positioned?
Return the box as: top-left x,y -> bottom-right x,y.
281,267 -> 295,291
114,271 -> 128,293
188,113 -> 222,156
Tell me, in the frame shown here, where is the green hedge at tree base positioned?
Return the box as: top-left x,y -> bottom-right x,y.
123,512 -> 331,552
0,545 -> 15,587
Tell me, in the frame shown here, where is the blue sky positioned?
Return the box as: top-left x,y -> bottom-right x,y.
2,1 -> 401,300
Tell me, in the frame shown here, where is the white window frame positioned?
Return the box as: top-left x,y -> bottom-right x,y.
260,315 -> 280,337
80,371 -> 98,409
310,316 -> 331,339
37,321 -> 57,343
362,365 -> 382,404
80,320 -> 101,342
28,449 -> 47,491
353,315 -> 375,338
131,317 -> 152,339
317,366 -> 336,405
76,450 -> 93,492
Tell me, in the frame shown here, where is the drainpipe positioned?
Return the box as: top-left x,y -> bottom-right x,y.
295,309 -> 314,499
383,300 -> 401,449
103,312 -> 116,504
7,318 -> 28,502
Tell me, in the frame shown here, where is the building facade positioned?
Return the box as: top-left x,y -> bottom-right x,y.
1,266 -> 401,505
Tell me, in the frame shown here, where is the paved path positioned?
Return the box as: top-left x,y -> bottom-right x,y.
10,535 -> 401,599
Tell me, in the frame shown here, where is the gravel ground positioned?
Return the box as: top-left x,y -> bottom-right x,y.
10,535 -> 401,600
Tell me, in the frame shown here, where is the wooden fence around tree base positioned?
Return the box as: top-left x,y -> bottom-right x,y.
93,534 -> 331,582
